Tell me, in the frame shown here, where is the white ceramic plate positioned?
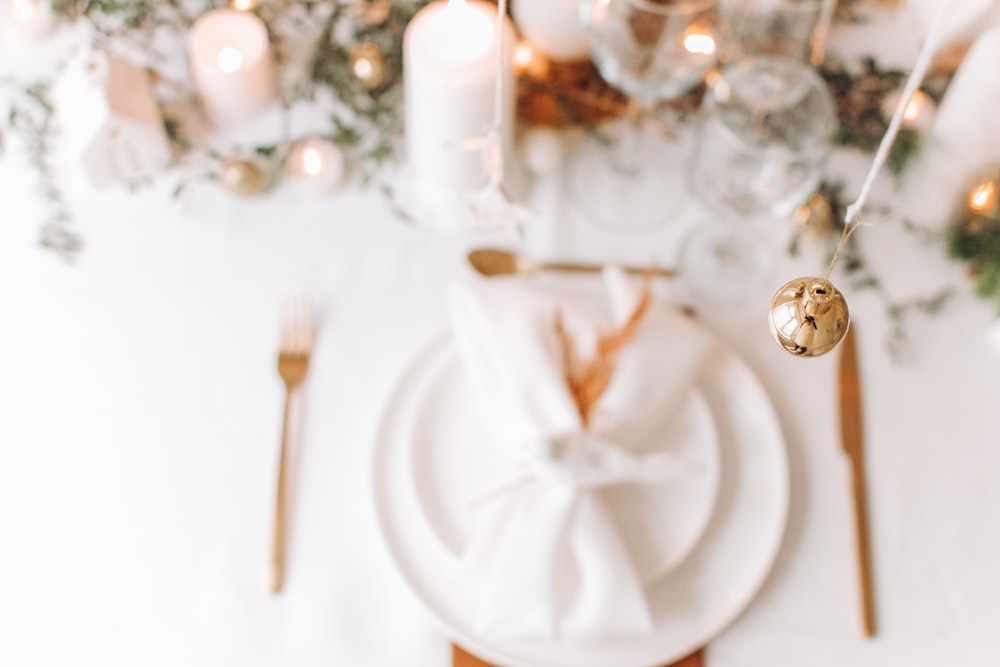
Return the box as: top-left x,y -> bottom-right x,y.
407,346 -> 721,585
374,332 -> 788,667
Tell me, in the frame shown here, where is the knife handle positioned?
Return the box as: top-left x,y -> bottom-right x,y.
850,459 -> 877,637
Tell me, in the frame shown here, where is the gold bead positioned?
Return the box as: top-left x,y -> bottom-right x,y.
349,41 -> 386,90
219,159 -> 267,196
768,277 -> 850,357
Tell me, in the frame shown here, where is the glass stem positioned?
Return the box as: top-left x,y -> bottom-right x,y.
613,100 -> 646,176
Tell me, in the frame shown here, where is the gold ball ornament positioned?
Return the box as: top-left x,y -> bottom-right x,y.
349,42 -> 386,90
793,193 -> 836,236
349,0 -> 390,26
768,277 -> 850,357
219,159 -> 267,196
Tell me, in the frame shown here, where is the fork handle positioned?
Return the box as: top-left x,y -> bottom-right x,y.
269,390 -> 293,594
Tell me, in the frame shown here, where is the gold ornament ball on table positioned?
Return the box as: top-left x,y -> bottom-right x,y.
350,42 -> 386,89
768,277 -> 850,357
794,193 -> 836,236
219,159 -> 267,196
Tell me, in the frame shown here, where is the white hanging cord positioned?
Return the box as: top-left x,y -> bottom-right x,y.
824,1 -> 949,281
487,0 -> 509,187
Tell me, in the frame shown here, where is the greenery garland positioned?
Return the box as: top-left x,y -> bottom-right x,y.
0,78 -> 78,257
2,0 -> 998,354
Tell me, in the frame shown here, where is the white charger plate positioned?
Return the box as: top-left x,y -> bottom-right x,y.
374,331 -> 788,667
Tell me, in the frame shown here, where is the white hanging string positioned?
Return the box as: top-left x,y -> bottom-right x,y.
486,0 -> 509,189
824,0 -> 949,281
459,0 -> 538,234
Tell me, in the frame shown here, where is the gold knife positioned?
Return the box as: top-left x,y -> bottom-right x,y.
839,324 -> 877,637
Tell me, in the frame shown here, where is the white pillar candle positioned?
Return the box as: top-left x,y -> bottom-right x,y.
8,0 -> 56,40
511,0 -> 589,61
403,0 -> 515,192
188,9 -> 276,125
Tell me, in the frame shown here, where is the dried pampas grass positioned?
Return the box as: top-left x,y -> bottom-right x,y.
554,274 -> 653,428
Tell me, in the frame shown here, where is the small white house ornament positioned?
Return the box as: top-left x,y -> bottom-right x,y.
53,49 -> 173,188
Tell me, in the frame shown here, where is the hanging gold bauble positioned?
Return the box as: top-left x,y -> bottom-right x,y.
768,277 -> 850,357
349,41 -> 386,90
219,159 -> 267,196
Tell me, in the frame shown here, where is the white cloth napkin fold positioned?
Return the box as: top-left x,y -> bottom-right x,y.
449,267 -> 714,642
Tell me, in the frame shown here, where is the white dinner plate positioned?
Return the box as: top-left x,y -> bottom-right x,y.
407,351 -> 721,585
374,330 -> 788,667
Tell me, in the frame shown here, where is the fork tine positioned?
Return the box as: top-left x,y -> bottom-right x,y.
279,297 -> 313,355
280,298 -> 294,353
301,301 -> 313,353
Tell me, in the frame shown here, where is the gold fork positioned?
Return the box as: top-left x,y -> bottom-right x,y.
270,298 -> 313,594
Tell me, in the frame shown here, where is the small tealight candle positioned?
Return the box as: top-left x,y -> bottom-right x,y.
287,139 -> 346,194
188,9 -> 276,125
403,0 -> 515,192
8,0 -> 56,40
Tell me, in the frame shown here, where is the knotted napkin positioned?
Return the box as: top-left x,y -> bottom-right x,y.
449,267 -> 714,642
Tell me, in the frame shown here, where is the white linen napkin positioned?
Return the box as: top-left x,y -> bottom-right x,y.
449,267 -> 714,642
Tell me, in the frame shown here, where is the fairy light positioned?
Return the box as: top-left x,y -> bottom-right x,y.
903,90 -> 927,125
683,26 -> 716,55
514,41 -> 534,73
353,56 -> 374,81
969,180 -> 997,212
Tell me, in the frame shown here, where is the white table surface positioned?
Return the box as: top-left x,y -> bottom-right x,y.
3,6 -> 1000,667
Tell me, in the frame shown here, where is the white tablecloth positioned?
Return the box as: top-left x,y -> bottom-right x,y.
3,7 -> 1000,667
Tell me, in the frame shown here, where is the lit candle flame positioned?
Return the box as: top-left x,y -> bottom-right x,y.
683,28 -> 716,56
903,90 -> 926,124
970,181 -> 996,212
11,0 -> 36,23
216,47 -> 244,73
231,0 -> 255,10
302,147 -> 324,176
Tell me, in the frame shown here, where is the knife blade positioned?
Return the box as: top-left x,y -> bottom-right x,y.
838,324 -> 877,637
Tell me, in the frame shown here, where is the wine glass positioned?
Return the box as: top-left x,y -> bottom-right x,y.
719,0 -> 825,64
567,0 -> 720,231
679,55 -> 837,302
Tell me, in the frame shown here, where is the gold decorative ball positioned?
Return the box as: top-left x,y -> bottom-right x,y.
349,41 -> 386,90
768,277 -> 850,357
219,159 -> 267,196
793,193 -> 836,236
349,0 -> 390,26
